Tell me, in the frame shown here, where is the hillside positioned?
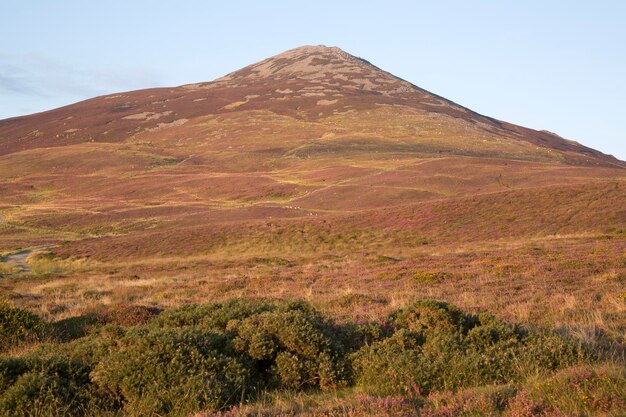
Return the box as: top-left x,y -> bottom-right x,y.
0,45 -> 625,417
0,45 -> 623,165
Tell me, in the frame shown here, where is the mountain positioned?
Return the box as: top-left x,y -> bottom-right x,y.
2,46 -> 625,417
0,45 -> 622,166
0,45 -> 624,262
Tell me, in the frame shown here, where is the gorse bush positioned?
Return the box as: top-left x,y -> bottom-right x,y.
92,327 -> 249,415
152,298 -> 315,330
0,299 -> 606,417
152,299 -> 350,391
227,309 -> 348,390
0,302 -> 46,352
351,301 -> 588,395
388,300 -> 478,334
0,352 -> 118,417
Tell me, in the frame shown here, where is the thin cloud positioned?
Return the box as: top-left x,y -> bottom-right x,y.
0,73 -> 44,96
0,53 -> 164,101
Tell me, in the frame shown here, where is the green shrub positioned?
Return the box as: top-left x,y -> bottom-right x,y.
152,299 -> 348,391
0,299 -> 603,416
0,356 -> 27,392
91,327 -> 250,416
152,298 -> 311,330
388,300 -> 479,335
0,353 -> 117,417
353,302 -> 587,394
0,302 -> 46,351
465,313 -> 520,349
336,320 -> 391,352
227,309 -> 349,390
351,329 -> 424,395
58,324 -> 126,366
514,332 -> 589,378
353,301 -> 484,394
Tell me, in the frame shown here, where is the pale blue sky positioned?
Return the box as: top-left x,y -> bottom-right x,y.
1,1 -> 624,159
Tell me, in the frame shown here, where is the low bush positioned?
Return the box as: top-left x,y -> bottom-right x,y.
0,299 -> 611,417
350,329 -> 424,395
0,302 -> 46,351
227,309 -> 349,390
153,299 -> 350,390
91,327 -> 249,415
0,352 -> 117,417
388,300 -> 478,334
352,301 -> 586,394
152,298 -> 297,329
513,332 -> 589,378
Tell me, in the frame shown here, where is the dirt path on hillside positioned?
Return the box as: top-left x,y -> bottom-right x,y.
1,245 -> 55,274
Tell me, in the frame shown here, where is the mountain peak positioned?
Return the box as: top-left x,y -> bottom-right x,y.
192,44 -> 416,97
272,44 -> 357,64
282,44 -> 345,54
216,44 -> 365,80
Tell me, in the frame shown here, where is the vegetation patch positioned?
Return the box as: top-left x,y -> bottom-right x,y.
330,293 -> 387,308
96,304 -> 162,327
0,298 -> 614,416
521,365 -> 626,416
413,271 -> 452,283
0,263 -> 18,277
0,302 -> 46,352
26,252 -> 88,278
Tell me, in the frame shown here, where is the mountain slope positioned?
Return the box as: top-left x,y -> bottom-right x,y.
0,45 -> 622,167
0,45 -> 624,259
1,46 -> 625,367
